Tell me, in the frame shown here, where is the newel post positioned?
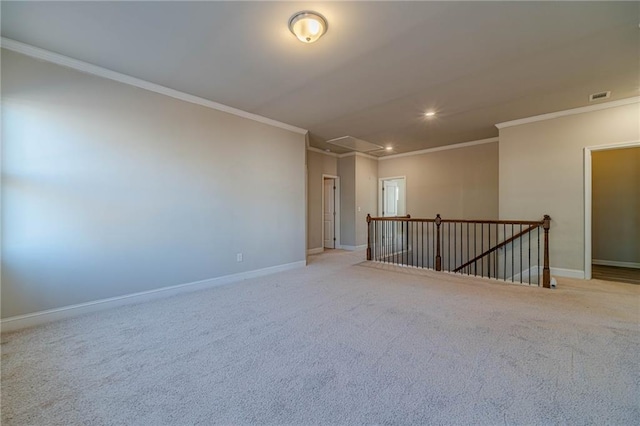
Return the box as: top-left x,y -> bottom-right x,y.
366,214 -> 372,261
542,215 -> 551,288
435,214 -> 442,271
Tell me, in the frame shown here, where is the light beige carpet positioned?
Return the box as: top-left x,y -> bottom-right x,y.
2,250 -> 639,425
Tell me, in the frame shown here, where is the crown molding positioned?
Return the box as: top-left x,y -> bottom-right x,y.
1,38 -> 308,135
378,137 -> 499,161
495,97 -> 640,129
307,146 -> 338,157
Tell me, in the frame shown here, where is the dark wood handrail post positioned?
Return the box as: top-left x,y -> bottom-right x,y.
435,214 -> 442,271
542,215 -> 551,288
366,214 -> 372,261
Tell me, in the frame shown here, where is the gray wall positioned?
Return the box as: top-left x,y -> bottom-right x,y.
338,156 -> 356,247
378,142 -> 499,219
499,102 -> 640,273
306,150 -> 338,250
592,147 -> 640,264
1,50 -> 306,318
336,154 -> 378,248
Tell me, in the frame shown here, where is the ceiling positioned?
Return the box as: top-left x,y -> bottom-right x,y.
2,1 -> 638,155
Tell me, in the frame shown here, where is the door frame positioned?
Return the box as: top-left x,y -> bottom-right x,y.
322,174 -> 340,250
583,140 -> 639,279
378,176 -> 406,216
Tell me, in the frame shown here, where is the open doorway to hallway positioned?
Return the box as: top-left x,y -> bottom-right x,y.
588,145 -> 639,284
322,175 -> 340,250
378,176 -> 406,217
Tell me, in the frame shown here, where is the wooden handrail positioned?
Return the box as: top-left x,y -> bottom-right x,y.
368,215 -> 543,226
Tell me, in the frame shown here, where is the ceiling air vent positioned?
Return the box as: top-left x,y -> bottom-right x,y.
589,91 -> 610,102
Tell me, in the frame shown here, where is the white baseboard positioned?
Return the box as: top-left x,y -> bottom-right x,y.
0,260 -> 306,333
340,244 -> 368,251
592,259 -> 640,269
550,267 -> 585,279
306,247 -> 324,255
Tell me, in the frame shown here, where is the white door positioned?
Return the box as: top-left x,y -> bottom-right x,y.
383,181 -> 398,217
323,178 -> 335,248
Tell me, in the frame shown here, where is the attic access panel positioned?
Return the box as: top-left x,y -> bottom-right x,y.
326,136 -> 384,153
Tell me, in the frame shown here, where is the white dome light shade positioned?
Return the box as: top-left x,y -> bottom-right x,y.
289,11 -> 327,43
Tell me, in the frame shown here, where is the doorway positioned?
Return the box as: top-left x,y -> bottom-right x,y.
322,175 -> 340,249
379,177 -> 406,217
584,142 -> 640,282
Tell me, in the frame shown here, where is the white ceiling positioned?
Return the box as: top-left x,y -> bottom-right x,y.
2,1 -> 638,154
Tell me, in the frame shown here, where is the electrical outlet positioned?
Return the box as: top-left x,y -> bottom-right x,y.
236,253 -> 243,262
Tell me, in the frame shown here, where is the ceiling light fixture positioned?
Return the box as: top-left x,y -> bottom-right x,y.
288,11 -> 327,43
425,111 -> 436,117
385,146 -> 393,151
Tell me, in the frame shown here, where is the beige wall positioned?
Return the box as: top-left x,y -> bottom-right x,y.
1,50 -> 306,318
499,102 -> 640,274
592,147 -> 640,264
306,150 -> 338,250
378,142 -> 499,219
355,156 -> 378,246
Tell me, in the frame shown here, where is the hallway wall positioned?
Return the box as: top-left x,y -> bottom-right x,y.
499,101 -> 640,275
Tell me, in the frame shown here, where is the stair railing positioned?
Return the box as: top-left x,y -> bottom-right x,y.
366,214 -> 551,288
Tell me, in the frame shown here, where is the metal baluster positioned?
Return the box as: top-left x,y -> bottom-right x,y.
421,222 -> 424,268
528,225 -> 531,285
394,221 -> 397,265
520,224 -> 523,284
467,223 -> 470,275
503,224 -> 506,281
454,222 -> 457,271
448,223 -> 451,271
511,224 -> 514,282
538,226 -> 540,285
481,223 -> 484,277
372,219 -> 376,261
473,224 -> 477,276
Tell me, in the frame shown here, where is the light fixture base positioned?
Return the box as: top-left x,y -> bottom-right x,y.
288,11 -> 328,44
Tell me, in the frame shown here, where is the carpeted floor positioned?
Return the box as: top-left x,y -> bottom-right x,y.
2,250 -> 639,425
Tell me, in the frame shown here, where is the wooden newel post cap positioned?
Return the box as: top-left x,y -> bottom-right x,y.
435,214 -> 441,225
366,214 -> 371,223
543,215 -> 551,229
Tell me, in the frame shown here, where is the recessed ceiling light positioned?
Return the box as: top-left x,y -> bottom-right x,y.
385,146 -> 393,151
288,11 -> 327,43
425,111 -> 436,117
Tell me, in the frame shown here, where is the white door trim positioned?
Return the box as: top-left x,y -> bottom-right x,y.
322,175 -> 340,250
584,140 -> 640,279
378,176 -> 406,217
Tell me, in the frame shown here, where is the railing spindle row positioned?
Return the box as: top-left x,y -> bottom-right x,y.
366,214 -> 551,288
